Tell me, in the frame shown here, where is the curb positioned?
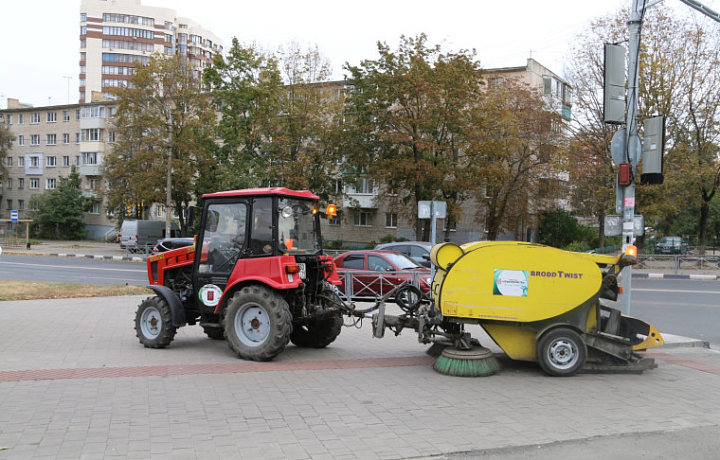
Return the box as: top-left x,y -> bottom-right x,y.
633,273 -> 720,281
48,253 -> 145,262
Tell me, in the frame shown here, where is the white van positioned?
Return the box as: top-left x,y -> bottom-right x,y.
119,220 -> 180,249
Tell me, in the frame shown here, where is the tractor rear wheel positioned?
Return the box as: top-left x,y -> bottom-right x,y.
223,286 -> 292,361
537,328 -> 587,377
135,296 -> 177,348
290,314 -> 343,348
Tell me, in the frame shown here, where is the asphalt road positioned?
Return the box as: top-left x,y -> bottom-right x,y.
0,254 -> 147,286
1,254 -> 718,347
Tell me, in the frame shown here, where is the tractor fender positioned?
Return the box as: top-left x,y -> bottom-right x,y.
147,285 -> 187,327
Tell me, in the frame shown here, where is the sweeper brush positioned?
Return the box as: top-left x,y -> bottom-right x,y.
366,241 -> 664,377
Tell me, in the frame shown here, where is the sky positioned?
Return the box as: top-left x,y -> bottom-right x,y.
1,0 -> 716,108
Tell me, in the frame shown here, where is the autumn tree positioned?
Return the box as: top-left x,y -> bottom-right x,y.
0,118 -> 14,179
203,38 -> 283,191
566,5 -> 720,252
471,78 -> 568,241
344,34 -> 486,241
105,53 -> 216,235
269,42 -> 346,200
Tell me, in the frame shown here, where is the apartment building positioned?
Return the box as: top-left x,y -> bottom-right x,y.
79,0 -> 222,103
0,98 -> 116,239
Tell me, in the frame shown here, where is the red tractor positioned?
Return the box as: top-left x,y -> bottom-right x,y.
134,187 -> 345,361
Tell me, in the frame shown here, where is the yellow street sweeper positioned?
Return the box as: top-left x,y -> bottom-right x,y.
367,241 -> 664,377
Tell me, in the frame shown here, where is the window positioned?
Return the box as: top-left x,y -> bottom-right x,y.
63,133 -> 70,144
385,213 -> 398,228
18,157 -> 24,167
47,156 -> 57,167
353,211 -> 374,227
46,178 -> 56,190
30,156 -> 40,167
81,129 -> 101,142
30,135 -> 40,145
18,200 -> 24,211
30,178 -> 40,189
107,131 -> 115,143
81,106 -> 105,118
63,156 -> 70,167
89,202 -> 101,214
17,135 -> 24,146
47,134 -> 57,145
347,178 -> 376,194
341,254 -> 365,269
6,179 -> 12,189
89,178 -> 101,190
83,152 -> 98,165
18,114 -> 24,124
6,157 -> 12,167
63,110 -> 70,122
6,115 -> 12,124
6,200 -> 11,210
18,178 -> 24,189
31,113 -> 40,124
47,112 -> 57,122
329,214 -> 340,226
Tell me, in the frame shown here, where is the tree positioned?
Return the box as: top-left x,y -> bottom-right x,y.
270,42 -> 346,200
29,169 -> 87,239
538,209 -> 585,249
203,38 -> 283,191
470,78 -> 568,241
105,53 -> 216,235
344,34 -> 486,241
566,5 -> 720,253
0,118 -> 14,179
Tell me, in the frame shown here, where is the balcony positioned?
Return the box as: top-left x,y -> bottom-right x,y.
80,117 -> 106,130
81,190 -> 100,199
342,193 -> 378,209
79,164 -> 103,176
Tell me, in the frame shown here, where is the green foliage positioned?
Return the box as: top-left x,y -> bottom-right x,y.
538,210 -> 586,249
0,120 -> 14,178
29,169 -> 87,240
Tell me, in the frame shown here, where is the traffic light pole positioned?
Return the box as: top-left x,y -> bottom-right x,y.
618,0 -> 643,315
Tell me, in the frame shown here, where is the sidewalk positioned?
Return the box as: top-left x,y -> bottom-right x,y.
0,295 -> 718,460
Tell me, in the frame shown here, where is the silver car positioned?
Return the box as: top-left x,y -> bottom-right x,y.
374,241 -> 432,267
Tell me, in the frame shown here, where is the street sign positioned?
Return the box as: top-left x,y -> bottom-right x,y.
605,215 -> 644,236
418,201 -> 447,219
611,128 -> 642,167
10,210 -> 18,223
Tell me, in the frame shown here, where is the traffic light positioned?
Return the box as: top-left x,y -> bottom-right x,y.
641,115 -> 664,185
604,43 -> 626,125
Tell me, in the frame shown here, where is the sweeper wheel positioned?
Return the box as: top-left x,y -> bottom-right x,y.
432,346 -> 501,377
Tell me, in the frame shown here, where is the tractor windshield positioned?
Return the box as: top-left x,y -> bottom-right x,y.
278,198 -> 321,255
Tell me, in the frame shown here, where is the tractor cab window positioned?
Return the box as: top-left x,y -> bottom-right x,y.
250,198 -> 273,255
198,202 -> 247,273
277,198 -> 321,255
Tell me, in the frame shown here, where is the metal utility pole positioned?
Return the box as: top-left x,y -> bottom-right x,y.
617,0 -> 644,315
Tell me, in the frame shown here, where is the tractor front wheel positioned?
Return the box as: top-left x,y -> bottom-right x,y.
537,328 -> 587,377
223,286 -> 292,361
135,296 -> 177,349
290,314 -> 343,348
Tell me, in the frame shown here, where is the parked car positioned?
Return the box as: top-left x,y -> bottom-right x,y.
654,236 -> 688,254
374,241 -> 433,267
334,250 -> 431,301
151,237 -> 195,254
